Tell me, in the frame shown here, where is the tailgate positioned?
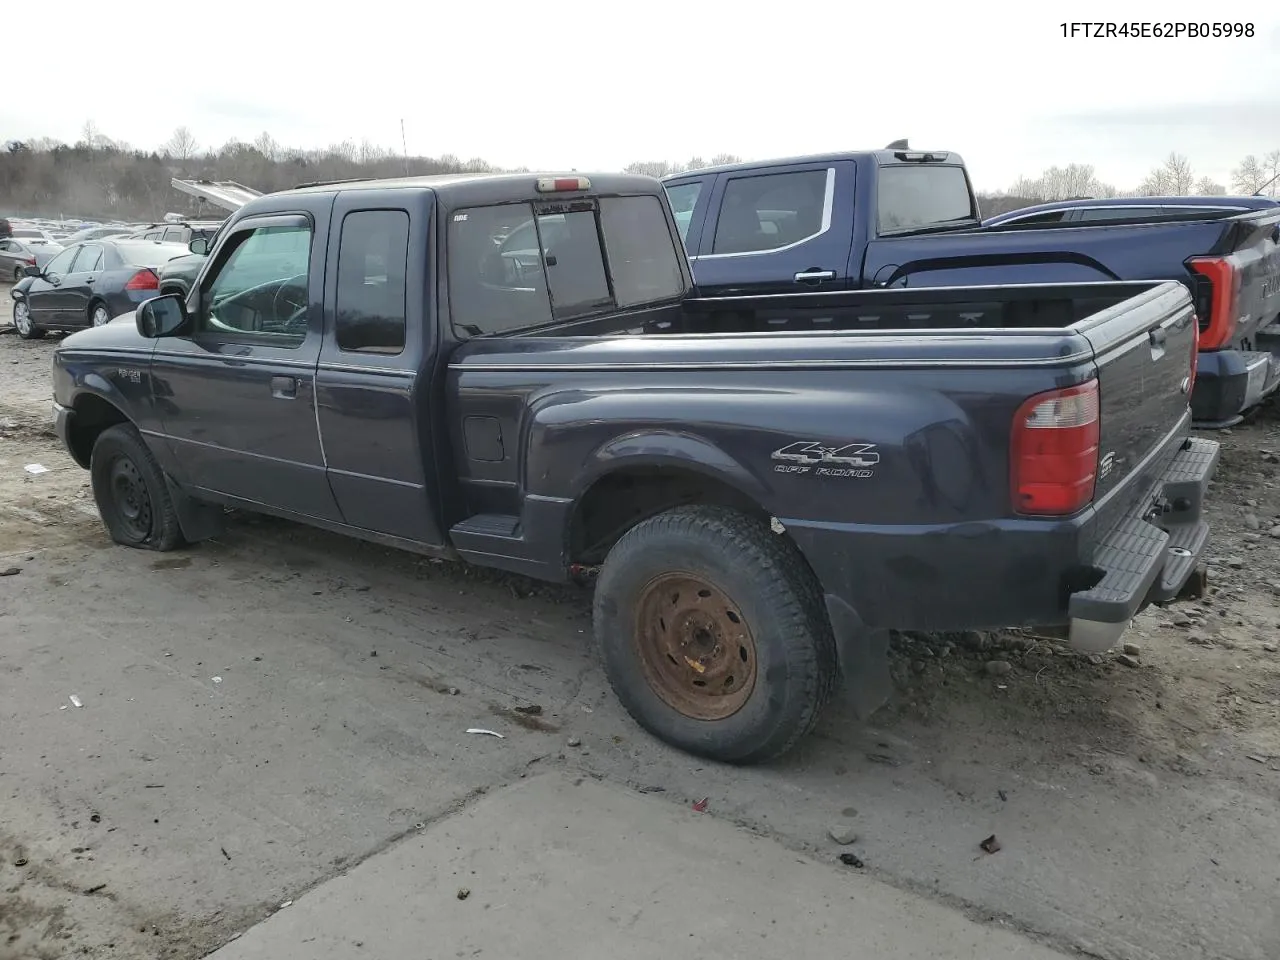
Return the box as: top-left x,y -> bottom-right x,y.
1189,209 -> 1280,348
1076,281 -> 1197,525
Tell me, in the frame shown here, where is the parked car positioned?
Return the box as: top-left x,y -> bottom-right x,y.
9,223 -> 58,244
59,224 -> 138,245
49,172 -> 1217,764
10,239 -> 190,339
662,148 -> 1280,428
125,220 -> 222,246
982,194 -> 1280,228
0,236 -> 64,281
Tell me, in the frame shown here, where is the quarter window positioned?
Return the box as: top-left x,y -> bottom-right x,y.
712,170 -> 828,255
200,222 -> 312,345
335,210 -> 409,355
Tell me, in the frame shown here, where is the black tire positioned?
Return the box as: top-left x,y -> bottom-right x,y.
87,299 -> 111,328
13,299 -> 44,340
12,265 -> 22,283
90,424 -> 185,552
593,505 -> 837,765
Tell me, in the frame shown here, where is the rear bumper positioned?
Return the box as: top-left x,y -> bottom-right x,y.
1066,436 -> 1220,651
1191,347 -> 1280,428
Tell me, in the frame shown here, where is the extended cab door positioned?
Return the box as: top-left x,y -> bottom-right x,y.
313,192 -> 445,546
687,160 -> 854,296
149,208 -> 343,522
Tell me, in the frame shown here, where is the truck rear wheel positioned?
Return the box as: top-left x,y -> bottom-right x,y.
90,424 -> 185,552
593,505 -> 836,764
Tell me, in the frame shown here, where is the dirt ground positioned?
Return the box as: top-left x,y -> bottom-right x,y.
2,282 -> 1278,960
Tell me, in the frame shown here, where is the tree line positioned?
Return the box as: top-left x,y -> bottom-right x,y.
980,151 -> 1280,217
1,123 -> 1276,223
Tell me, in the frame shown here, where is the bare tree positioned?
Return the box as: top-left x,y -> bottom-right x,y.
1155,152 -> 1195,195
1195,177 -> 1226,196
1231,155 -> 1266,194
1263,150 -> 1280,197
164,126 -> 200,161
710,153 -> 742,166
253,132 -> 279,161
624,160 -> 673,178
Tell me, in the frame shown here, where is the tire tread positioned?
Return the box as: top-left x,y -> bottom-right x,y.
594,504 -> 837,764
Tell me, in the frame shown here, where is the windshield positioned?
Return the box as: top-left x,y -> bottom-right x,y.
877,165 -> 975,234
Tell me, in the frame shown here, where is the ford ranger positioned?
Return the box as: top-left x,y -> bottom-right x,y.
51,171 -> 1218,764
663,148 -> 1280,428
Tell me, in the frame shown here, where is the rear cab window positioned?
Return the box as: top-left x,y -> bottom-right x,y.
876,164 -> 975,234
446,194 -> 686,337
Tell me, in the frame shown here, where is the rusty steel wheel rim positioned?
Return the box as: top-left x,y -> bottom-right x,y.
633,572 -> 758,720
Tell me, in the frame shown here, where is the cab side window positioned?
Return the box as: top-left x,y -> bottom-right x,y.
199,222 -> 313,346
335,210 -> 409,355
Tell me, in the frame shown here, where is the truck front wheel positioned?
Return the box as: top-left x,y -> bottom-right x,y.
593,505 -> 837,764
90,424 -> 185,552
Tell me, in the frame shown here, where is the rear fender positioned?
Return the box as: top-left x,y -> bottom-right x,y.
572,429 -> 772,506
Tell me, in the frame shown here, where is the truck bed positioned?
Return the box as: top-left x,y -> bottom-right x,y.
534,281 -> 1173,338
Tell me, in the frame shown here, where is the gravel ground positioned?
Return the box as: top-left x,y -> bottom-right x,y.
2,282 -> 1278,960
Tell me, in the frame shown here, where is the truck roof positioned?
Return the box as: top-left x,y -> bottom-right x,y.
277,172 -> 663,205
660,149 -> 966,181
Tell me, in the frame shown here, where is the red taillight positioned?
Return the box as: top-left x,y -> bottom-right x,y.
124,268 -> 159,291
24,257 -> 35,265
1186,256 -> 1241,350
1010,380 -> 1100,517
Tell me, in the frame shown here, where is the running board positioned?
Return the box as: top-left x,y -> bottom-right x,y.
450,513 -> 552,580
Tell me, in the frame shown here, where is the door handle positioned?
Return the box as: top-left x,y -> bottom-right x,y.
795,269 -> 836,283
1149,329 -> 1167,347
270,376 -> 298,400
85,277 -> 94,284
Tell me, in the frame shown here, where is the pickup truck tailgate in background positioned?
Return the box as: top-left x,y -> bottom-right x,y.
1225,210 -> 1280,343
1077,281 -> 1197,520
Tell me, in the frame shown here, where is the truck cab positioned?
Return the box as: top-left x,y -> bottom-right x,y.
662,149 -> 979,296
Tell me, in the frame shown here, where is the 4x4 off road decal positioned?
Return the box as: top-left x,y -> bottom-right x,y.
770,441 -> 879,478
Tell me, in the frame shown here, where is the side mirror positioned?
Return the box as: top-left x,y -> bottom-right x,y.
188,237 -> 209,255
23,264 -> 41,277
136,294 -> 188,338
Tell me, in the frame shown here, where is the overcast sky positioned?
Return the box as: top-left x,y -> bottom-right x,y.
6,1 -> 1279,191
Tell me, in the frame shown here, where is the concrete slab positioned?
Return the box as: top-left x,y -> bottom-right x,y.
211,771 -> 1069,960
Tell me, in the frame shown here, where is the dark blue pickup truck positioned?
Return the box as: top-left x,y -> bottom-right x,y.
50,171 -> 1217,763
663,150 -> 1280,427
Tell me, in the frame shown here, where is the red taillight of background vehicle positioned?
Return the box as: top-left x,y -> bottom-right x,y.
1010,380 -> 1100,516
24,256 -> 35,265
1186,256 -> 1241,350
124,268 -> 159,291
